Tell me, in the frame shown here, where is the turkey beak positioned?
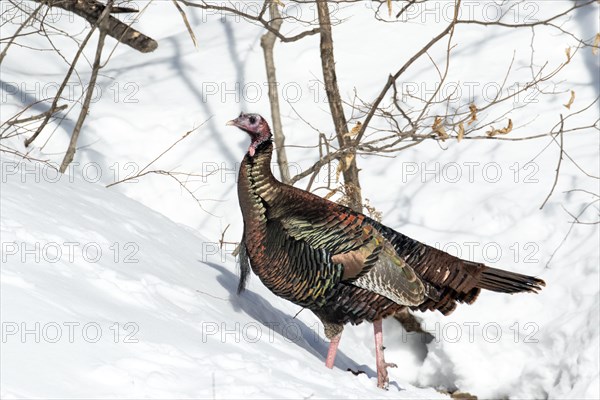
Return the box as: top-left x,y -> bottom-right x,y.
227,115 -> 244,127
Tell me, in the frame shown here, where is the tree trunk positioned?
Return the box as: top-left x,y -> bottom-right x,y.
316,0 -> 427,335
260,0 -> 291,184
315,0 -> 362,212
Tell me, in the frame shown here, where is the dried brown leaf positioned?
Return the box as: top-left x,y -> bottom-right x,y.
486,119 -> 513,137
324,188 -> 338,200
387,0 -> 392,17
345,121 -> 362,139
565,47 -> 572,63
467,103 -> 478,125
593,33 -> 600,55
564,90 -> 575,109
432,116 -> 449,141
457,122 -> 465,142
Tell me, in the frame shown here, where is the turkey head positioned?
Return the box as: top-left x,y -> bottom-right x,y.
227,112 -> 272,157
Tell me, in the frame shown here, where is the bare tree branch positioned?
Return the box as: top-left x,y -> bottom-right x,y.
31,0 -> 158,53
261,0 -> 291,184
179,0 -> 320,43
59,0 -> 112,173
354,0 -> 462,146
0,2 -> 43,65
540,115 -> 565,209
5,104 -> 68,127
23,17 -> 99,148
172,0 -> 198,48
106,121 -> 215,214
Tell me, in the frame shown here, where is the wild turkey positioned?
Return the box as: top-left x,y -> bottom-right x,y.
227,112 -> 545,389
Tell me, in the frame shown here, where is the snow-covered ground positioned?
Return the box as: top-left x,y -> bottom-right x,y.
1,160 -> 450,399
1,1 -> 599,398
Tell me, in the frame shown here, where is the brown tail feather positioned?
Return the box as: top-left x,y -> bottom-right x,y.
478,266 -> 545,294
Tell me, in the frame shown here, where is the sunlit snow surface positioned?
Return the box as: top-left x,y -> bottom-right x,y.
1,1 -> 599,398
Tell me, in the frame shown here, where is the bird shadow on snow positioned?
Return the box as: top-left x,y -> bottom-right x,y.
202,261 -> 378,380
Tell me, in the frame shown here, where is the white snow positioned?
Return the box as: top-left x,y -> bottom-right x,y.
1,160 -> 446,399
1,1 -> 599,398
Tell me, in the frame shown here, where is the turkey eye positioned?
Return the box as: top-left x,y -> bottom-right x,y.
249,116 -> 256,124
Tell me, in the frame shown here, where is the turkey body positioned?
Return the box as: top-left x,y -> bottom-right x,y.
229,112 -> 544,388
238,141 -> 403,332
237,140 -> 544,335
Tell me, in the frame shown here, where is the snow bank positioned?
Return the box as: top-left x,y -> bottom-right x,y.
0,160 -> 446,399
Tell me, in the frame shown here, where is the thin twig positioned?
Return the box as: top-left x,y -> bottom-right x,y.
546,199 -> 600,268
105,126 -> 206,186
138,120 -> 210,176
0,3 -> 43,65
179,0 -> 320,43
23,17 -> 100,148
5,104 -> 68,126
172,0 -> 198,48
354,0 -> 462,146
540,115 -> 565,209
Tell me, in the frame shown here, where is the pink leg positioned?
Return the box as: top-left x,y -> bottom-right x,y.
325,333 -> 342,369
374,319 -> 397,389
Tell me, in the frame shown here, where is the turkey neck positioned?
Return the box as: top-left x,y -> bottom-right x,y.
237,140 -> 280,279
242,140 -> 280,197
238,140 -> 281,223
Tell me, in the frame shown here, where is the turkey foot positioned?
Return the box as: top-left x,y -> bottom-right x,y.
374,319 -> 396,389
